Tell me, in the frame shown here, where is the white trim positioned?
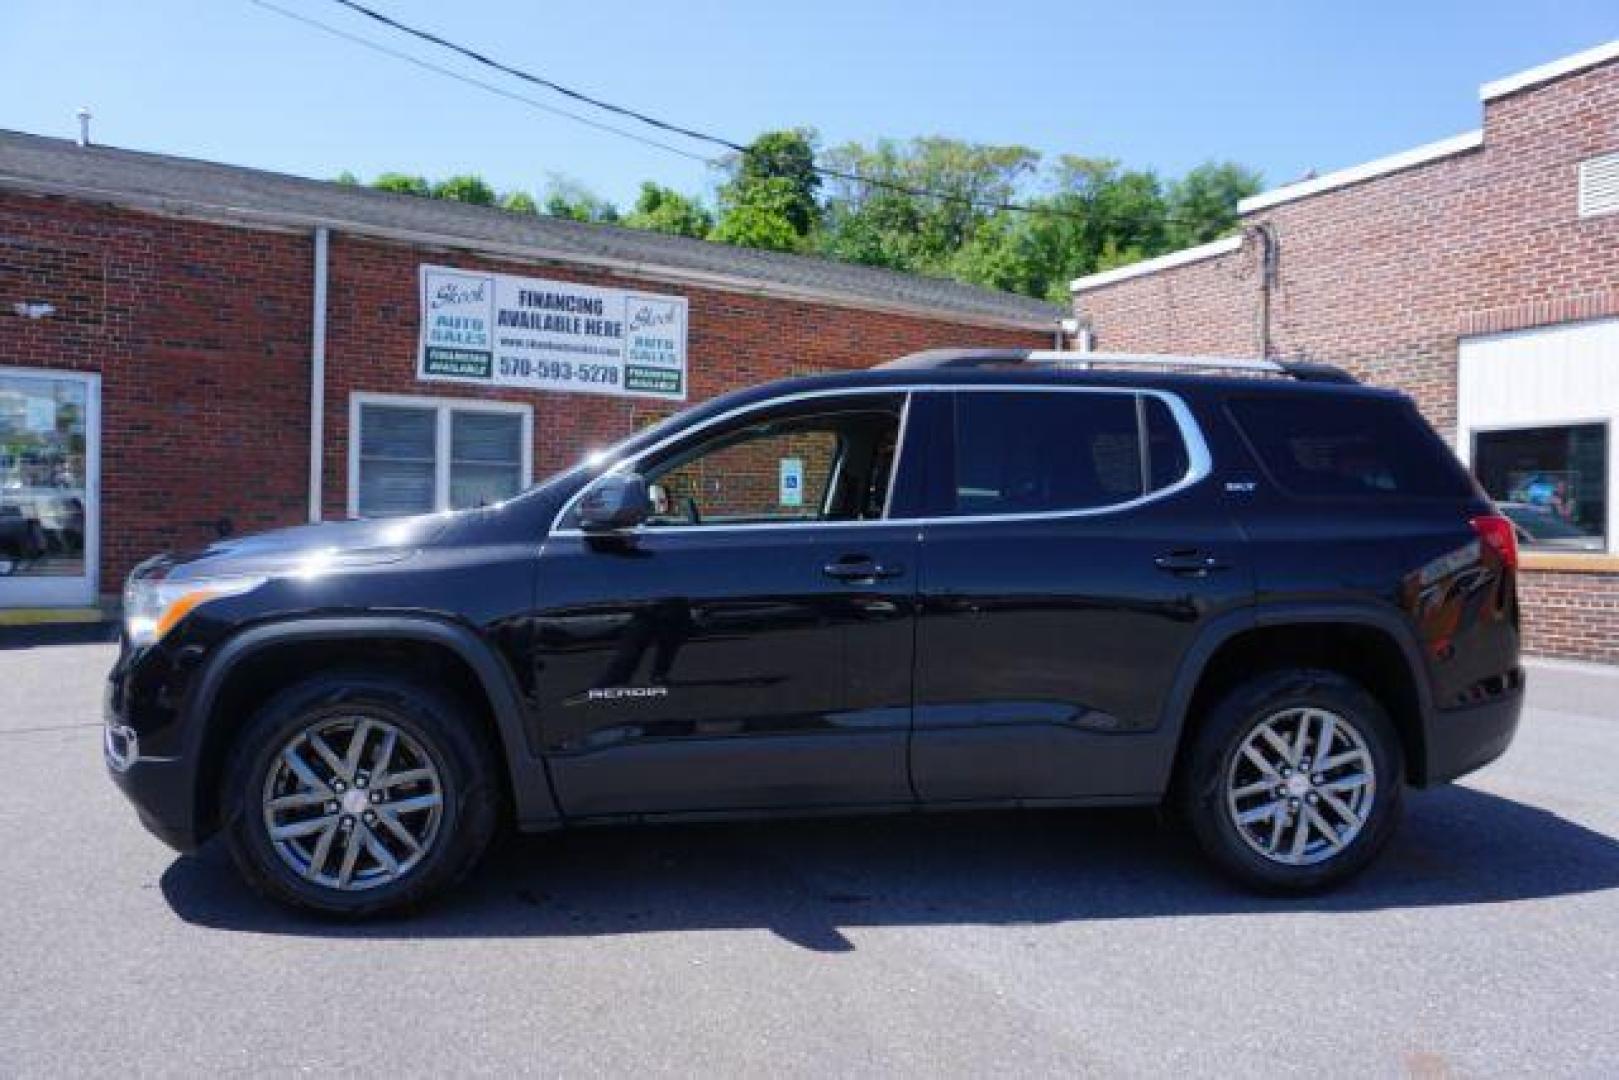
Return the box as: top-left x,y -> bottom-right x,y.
0,173 -> 1059,333
1070,236 -> 1243,294
308,227 -> 328,523
0,367 -> 100,606
1459,318 -> 1619,557
550,383 -> 1212,537
1480,40 -> 1619,102
347,391 -> 533,519
1238,131 -> 1484,215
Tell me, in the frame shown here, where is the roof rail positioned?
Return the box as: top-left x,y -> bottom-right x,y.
876,348 -> 1358,384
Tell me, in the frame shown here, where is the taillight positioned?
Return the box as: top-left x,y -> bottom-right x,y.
1471,514 -> 1519,571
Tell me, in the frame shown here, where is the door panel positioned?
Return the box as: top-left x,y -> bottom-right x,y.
912,499 -> 1247,800
909,388 -> 1249,802
531,525 -> 917,815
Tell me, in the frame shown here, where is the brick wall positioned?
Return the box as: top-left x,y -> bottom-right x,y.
0,191 -> 312,584
0,191 -> 1044,592
1073,57 -> 1619,663
321,236 -> 1040,518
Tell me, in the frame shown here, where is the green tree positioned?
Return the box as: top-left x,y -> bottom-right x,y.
711,176 -> 809,251
622,182 -> 712,239
730,129 -> 821,235
1165,161 -> 1263,246
334,170 -> 360,186
371,172 -> 431,197
542,177 -> 620,223
818,137 -> 1039,276
500,190 -> 539,215
432,174 -> 497,205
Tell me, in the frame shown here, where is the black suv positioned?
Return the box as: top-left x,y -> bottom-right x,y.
105,349 -> 1524,915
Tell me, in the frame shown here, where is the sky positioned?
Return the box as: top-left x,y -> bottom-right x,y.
2,0 -> 1616,209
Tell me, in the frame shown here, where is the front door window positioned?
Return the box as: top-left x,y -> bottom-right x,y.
639,404 -> 902,527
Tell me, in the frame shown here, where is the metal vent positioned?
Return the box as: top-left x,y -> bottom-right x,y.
1578,152 -> 1619,218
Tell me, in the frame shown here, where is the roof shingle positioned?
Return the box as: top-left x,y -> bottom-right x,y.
0,129 -> 1063,329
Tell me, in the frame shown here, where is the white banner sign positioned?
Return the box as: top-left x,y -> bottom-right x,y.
417,264 -> 689,401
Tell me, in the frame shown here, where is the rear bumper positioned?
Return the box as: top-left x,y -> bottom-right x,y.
1419,684 -> 1525,785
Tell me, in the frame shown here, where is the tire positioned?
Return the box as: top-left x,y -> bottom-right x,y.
221,670 -> 500,917
1177,668 -> 1404,893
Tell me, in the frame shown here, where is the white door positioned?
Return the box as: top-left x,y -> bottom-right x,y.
0,368 -> 100,607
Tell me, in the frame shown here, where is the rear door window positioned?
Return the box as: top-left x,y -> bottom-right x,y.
946,391 -> 1192,516
1227,394 -> 1473,499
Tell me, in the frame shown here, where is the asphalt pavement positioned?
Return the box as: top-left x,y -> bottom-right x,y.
2,629 -> 1616,1077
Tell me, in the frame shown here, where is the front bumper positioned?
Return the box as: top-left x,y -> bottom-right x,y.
1420,683 -> 1525,785
104,674 -> 205,852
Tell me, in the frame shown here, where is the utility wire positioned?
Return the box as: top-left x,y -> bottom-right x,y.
318,0 -> 1109,222
272,0 -> 1235,230
248,0 -> 723,167
329,0 -> 749,154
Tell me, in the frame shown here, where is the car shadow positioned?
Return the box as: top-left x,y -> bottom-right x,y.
161,784 -> 1619,951
0,622 -> 116,650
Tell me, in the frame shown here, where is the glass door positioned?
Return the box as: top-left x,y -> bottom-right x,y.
0,369 -> 99,607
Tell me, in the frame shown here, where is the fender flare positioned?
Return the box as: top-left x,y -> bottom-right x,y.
185,615 -> 560,828
1154,602 -> 1435,787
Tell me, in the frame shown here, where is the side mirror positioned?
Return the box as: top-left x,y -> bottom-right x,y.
578,472 -> 651,532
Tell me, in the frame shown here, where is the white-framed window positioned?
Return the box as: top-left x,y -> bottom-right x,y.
1459,317 -> 1619,555
348,393 -> 532,518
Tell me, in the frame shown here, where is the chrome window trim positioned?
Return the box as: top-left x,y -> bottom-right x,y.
548,383 -> 1212,536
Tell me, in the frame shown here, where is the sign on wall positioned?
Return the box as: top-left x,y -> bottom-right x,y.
417,264 -> 689,401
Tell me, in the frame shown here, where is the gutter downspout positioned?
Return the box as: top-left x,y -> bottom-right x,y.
308,228 -> 329,523
1250,222 -> 1278,359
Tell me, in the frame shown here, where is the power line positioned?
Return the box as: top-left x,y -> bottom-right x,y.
328,0 -> 749,154
318,0 -> 1105,222
268,0 -> 1240,230
247,0 -> 723,168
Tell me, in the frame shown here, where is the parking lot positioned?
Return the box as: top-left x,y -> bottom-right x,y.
2,631 -> 1616,1077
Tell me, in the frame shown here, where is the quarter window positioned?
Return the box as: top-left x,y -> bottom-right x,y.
949,391 -> 1188,516
351,397 -> 531,518
1473,424 -> 1607,551
1227,395 -> 1473,499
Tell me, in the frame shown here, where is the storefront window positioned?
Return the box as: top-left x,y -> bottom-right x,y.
352,397 -> 529,518
1472,424 -> 1608,551
0,373 -> 89,579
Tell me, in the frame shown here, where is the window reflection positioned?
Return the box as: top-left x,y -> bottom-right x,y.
0,375 -> 88,578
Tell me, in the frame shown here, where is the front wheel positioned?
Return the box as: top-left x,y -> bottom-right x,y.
1178,669 -> 1404,893
221,671 -> 500,917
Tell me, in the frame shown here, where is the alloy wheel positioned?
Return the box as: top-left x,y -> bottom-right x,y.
260,716 -> 445,891
1224,707 -> 1376,866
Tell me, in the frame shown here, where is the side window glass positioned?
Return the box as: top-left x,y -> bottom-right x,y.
1228,395 -> 1473,499
639,402 -> 902,527
1144,397 -> 1192,491
951,392 -> 1144,515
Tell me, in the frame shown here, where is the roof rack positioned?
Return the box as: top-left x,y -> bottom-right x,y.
876,348 -> 1358,385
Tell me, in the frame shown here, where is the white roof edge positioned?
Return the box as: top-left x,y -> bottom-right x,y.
1480,39 -> 1619,102
1237,130 -> 1483,215
1069,235 -> 1243,293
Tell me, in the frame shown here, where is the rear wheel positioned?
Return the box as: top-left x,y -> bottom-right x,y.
221,671 -> 499,917
1178,669 -> 1403,892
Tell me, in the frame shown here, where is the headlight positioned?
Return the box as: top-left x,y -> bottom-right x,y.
123,575 -> 265,648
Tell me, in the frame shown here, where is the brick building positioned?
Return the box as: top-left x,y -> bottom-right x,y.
0,131 -> 1059,612
1071,41 -> 1619,663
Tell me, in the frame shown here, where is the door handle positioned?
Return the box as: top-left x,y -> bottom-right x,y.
1154,550 -> 1230,576
823,556 -> 905,582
